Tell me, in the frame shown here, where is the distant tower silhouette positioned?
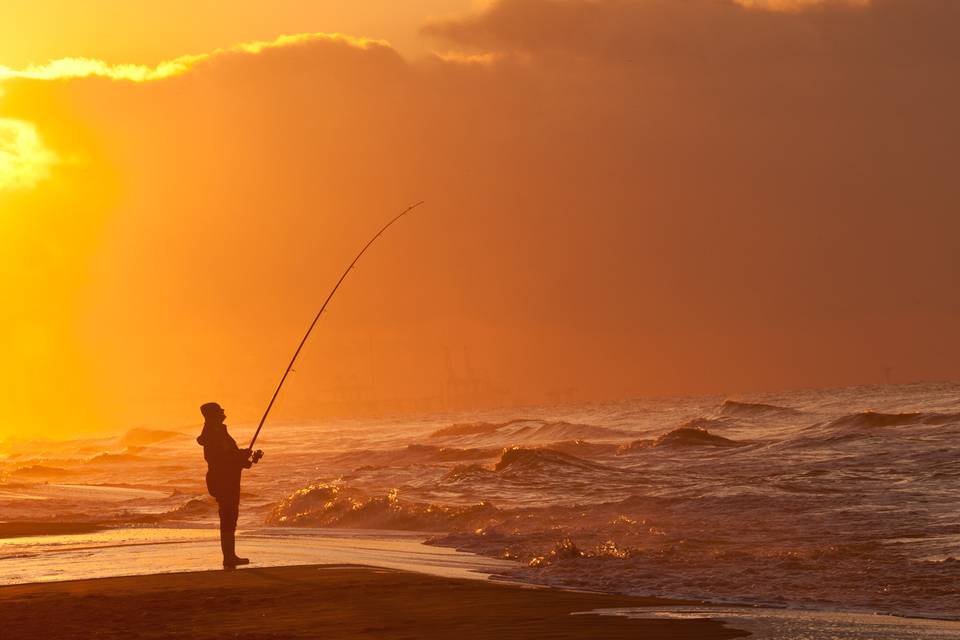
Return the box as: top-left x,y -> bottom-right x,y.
443,345 -> 493,409
463,346 -> 475,380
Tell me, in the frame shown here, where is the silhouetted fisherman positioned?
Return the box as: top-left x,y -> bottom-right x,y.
197,402 -> 262,567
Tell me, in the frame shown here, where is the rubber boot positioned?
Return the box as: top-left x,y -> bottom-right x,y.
221,530 -> 249,568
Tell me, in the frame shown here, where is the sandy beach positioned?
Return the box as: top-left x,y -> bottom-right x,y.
0,564 -> 748,639
5,527 -> 960,639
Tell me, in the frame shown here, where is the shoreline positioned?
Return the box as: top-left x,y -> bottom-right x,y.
0,521 -> 110,539
0,525 -> 516,586
4,524 -> 960,626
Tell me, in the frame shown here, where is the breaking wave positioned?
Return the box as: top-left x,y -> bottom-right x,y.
719,400 -> 800,417
120,428 -> 190,447
429,419 -> 629,444
440,463 -> 494,483
126,497 -> 218,523
430,419 -> 533,438
825,410 -> 960,430
9,465 -> 78,478
618,427 -> 743,453
680,417 -> 734,430
493,447 -> 621,474
540,440 -> 619,457
267,484 -> 500,531
330,444 -> 498,468
85,452 -> 146,465
434,447 -> 640,497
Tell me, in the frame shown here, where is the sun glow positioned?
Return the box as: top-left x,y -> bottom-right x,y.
0,32 -> 388,195
0,118 -> 58,191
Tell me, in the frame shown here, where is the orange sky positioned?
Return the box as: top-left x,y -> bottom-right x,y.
2,0 -> 959,439
0,1 -> 480,65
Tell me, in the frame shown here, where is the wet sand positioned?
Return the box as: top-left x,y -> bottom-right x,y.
0,522 -> 108,538
0,564 -> 748,639
0,527 -> 516,585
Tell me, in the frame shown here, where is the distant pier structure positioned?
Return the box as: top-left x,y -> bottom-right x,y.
443,346 -> 499,410
308,345 -> 506,416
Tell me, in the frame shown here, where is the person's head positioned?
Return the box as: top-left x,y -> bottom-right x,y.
200,402 -> 226,425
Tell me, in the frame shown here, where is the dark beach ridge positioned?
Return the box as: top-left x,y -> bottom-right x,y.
0,564 -> 748,639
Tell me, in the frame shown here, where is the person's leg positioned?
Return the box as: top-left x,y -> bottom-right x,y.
217,492 -> 246,566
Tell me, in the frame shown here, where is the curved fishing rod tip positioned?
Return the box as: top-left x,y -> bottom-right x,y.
250,199 -> 425,446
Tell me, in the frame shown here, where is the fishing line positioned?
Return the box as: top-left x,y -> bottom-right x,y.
248,200 -> 424,449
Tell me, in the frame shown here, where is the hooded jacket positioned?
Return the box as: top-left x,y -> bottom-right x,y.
197,423 -> 250,498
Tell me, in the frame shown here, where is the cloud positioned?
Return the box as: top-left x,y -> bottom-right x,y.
735,0 -> 870,10
0,56 -> 205,83
423,0 -> 950,68
0,33 -> 389,83
0,32 -> 393,193
432,50 -> 502,65
0,118 -> 58,191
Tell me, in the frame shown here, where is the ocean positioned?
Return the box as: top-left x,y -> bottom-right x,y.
2,381 -> 959,621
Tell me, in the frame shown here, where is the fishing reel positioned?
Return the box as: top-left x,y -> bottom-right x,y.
251,449 -> 264,464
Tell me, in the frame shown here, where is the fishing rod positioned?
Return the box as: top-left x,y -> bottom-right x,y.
247,200 -> 425,450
